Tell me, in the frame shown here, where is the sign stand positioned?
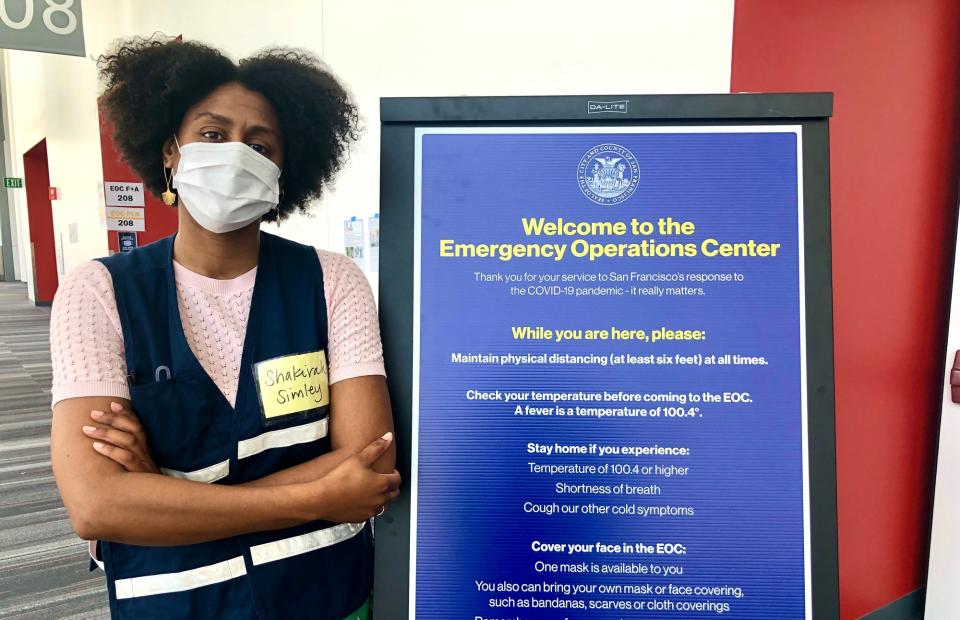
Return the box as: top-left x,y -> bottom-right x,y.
377,94 -> 837,620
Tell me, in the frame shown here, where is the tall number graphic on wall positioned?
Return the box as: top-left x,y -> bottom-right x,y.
1,0 -> 77,34
0,0 -> 84,56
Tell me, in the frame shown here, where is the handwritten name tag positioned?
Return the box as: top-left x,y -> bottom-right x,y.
253,351 -> 330,420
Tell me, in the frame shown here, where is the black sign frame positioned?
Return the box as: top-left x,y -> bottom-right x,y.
375,93 -> 838,620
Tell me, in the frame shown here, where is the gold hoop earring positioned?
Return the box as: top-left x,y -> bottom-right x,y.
161,166 -> 178,206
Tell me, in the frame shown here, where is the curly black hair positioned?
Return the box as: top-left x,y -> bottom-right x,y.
97,36 -> 361,223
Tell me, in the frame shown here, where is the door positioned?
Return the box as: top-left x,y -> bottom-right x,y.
23,139 -> 57,303
927,206 -> 960,617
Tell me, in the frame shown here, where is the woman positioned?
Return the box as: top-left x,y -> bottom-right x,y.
49,37 -> 399,620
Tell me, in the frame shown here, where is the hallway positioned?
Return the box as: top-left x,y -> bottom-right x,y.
0,283 -> 108,618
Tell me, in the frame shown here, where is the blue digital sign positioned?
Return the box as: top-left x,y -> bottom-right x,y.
410,127 -> 809,619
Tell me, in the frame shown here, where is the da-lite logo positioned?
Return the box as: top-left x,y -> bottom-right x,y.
587,100 -> 629,114
578,144 -> 640,205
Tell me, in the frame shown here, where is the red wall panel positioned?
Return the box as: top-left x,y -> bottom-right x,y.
98,106 -> 179,252
732,1 -> 960,618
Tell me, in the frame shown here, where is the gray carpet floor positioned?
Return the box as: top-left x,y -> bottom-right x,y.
0,282 -> 109,618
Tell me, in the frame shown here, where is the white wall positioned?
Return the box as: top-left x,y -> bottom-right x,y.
319,0 -> 734,267
1,0 -> 126,299
0,51 -> 23,280
1,0 -> 735,299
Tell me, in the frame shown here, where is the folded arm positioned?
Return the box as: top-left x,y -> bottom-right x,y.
52,394 -> 398,547
78,375 -> 396,489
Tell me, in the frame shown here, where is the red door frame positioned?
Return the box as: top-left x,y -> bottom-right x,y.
23,139 -> 58,304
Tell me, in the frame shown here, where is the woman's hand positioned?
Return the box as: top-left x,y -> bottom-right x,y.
308,432 -> 402,523
82,402 -> 160,474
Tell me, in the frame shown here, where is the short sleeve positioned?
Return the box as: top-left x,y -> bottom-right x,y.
317,250 -> 386,384
49,260 -> 130,407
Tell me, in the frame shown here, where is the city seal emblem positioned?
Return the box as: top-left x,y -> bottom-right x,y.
577,143 -> 639,205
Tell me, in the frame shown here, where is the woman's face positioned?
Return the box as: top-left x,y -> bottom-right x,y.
162,82 -> 284,173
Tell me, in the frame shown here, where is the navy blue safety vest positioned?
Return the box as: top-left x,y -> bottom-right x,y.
95,232 -> 373,619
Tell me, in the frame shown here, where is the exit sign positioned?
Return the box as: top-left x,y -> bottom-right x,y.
3,178 -> 22,189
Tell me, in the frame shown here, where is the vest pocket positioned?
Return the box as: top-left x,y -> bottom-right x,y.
128,370 -> 232,483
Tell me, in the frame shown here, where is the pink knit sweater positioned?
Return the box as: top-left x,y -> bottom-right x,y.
50,249 -> 385,408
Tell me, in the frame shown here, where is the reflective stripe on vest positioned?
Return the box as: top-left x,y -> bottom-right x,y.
161,459 -> 231,483
110,522 -> 364,600
115,556 -> 247,600
250,521 -> 365,566
154,418 -> 330,485
238,417 -> 330,460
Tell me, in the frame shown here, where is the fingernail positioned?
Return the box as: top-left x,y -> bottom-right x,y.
82,426 -> 96,433
93,441 -> 104,450
382,431 -> 393,441
110,402 -> 123,412
91,410 -> 104,419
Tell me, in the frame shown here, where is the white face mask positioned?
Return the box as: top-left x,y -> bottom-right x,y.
172,139 -> 281,234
